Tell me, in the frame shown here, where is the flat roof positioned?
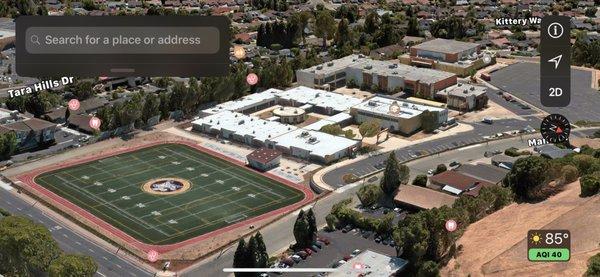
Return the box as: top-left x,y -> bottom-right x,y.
412,38 -> 480,54
348,59 -> 455,85
438,83 -> 487,98
193,111 -> 297,143
299,54 -> 369,76
246,148 -> 281,164
455,164 -> 508,184
276,86 -> 363,112
330,250 -> 408,277
352,96 -> 446,119
202,88 -> 281,114
304,112 -> 353,131
269,128 -> 358,158
429,170 -> 495,197
394,184 -> 457,210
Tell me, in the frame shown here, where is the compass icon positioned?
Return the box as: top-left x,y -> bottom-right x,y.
540,114 -> 570,143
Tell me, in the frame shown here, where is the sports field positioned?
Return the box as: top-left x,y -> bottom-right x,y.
32,143 -> 306,245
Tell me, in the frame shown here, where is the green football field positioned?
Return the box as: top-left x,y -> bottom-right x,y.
34,143 -> 305,245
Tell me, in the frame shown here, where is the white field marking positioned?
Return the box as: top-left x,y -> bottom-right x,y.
186,167 -> 195,171
201,173 -> 209,177
136,203 -> 146,208
248,193 -> 256,198
151,211 -> 162,216
163,148 -> 287,199
89,248 -> 95,253
62,233 -> 68,238
232,186 -> 240,191
158,155 -> 166,159
81,175 -> 89,180
108,188 -> 116,193
97,272 -> 106,277
53,175 -> 168,235
121,196 -> 130,200
66,151 -> 169,180
94,181 -> 103,186
168,219 -> 178,224
75,241 -> 82,245
171,161 -> 181,165
216,179 -> 224,184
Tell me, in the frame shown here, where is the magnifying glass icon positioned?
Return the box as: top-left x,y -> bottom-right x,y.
30,35 -> 40,45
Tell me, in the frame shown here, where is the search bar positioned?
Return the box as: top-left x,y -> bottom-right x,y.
25,26 -> 220,54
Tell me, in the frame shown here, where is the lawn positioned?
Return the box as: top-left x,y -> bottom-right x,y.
34,143 -> 305,245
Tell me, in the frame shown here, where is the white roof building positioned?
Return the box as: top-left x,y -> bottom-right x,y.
192,111 -> 296,144
329,250 -> 408,277
352,96 -> 447,120
267,128 -> 358,163
304,112 -> 353,131
275,86 -> 363,113
202,88 -> 281,115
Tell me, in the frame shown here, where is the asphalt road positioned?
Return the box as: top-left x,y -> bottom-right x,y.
0,188 -> 152,277
490,62 -> 600,122
322,117 -> 540,187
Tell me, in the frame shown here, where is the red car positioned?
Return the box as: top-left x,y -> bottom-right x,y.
304,248 -> 313,255
317,237 -> 331,245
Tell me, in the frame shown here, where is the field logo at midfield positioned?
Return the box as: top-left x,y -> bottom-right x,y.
142,178 -> 191,195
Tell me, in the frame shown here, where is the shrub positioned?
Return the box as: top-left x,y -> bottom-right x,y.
587,252 -> 600,276
561,165 -> 579,183
356,184 -> 382,207
434,164 -> 447,174
580,172 -> 600,197
412,174 -> 428,187
325,214 -> 340,230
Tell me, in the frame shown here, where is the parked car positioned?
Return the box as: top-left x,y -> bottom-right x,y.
297,251 -> 308,259
304,248 -> 313,255
482,117 -> 494,124
390,240 -> 396,247
290,255 -> 302,263
313,242 -> 323,249
311,245 -> 319,252
343,255 -> 353,261
375,236 -> 382,243
449,161 -> 461,167
362,231 -> 372,239
352,249 -> 361,255
318,237 -> 331,245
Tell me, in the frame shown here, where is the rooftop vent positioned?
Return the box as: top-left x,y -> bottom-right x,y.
392,71 -> 398,75
368,101 -> 378,106
388,64 -> 398,69
364,65 -> 373,70
457,83 -> 462,87
238,120 -> 245,125
307,137 -> 319,144
316,65 -> 323,70
327,62 -> 334,67
470,86 -> 475,91
301,131 -> 310,137
358,54 -> 365,58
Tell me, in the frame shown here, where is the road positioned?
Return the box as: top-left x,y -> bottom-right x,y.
0,188 -> 152,277
323,117 -> 540,187
180,134 -> 550,277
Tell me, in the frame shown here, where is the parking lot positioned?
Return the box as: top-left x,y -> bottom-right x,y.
273,229 -> 398,277
490,62 -> 600,122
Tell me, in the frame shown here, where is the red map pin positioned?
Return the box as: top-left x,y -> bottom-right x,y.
147,250 -> 159,262
246,73 -> 259,85
445,219 -> 457,232
89,117 -> 101,130
68,99 -> 80,111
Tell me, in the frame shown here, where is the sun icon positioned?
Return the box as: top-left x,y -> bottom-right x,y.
530,232 -> 542,245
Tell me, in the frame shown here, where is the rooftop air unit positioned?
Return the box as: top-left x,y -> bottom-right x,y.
364,65 -> 373,70
327,62 -> 334,66
316,65 -> 323,70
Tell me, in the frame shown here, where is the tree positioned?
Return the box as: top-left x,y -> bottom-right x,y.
306,208 -> 317,242
380,152 -> 401,196
334,19 -> 351,48
253,232 -> 268,269
293,210 -> 312,248
232,239 -> 250,275
289,11 -> 312,46
585,7 -> 597,17
314,10 -> 336,48
357,184 -> 382,207
434,164 -> 447,175
71,81 -> 95,100
503,156 -> 551,201
364,11 -> 379,34
246,235 -> 258,269
421,110 -> 439,133
417,260 -> 440,277
413,174 -> 428,187
141,93 -> 160,123
0,216 -> 61,276
359,120 -> 380,139
560,165 -> 579,183
580,172 -> 600,197
587,252 -> 600,276
0,132 -> 17,161
407,16 -> 419,36
48,254 -> 98,277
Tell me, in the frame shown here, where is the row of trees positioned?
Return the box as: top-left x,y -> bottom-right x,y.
0,132 -> 17,161
503,147 -> 600,201
0,215 -> 97,277
0,0 -> 47,17
5,91 -> 62,117
327,198 -> 396,236
572,32 -> 600,69
250,0 -> 289,11
256,21 -> 298,49
430,16 -> 485,40
232,232 -> 268,276
319,124 -> 355,139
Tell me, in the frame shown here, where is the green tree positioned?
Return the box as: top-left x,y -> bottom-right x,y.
413,174 -> 428,187
293,210 -> 312,248
232,239 -> 250,275
380,152 -> 402,196
364,11 -> 379,34
0,216 -> 61,276
334,19 -> 351,48
357,183 -> 382,207
0,132 -> 17,161
585,7 -> 597,17
580,172 -> 600,197
359,120 -> 380,139
314,10 -> 336,48
253,232 -> 268,269
587,252 -> 600,276
141,93 -> 160,123
421,110 -> 439,133
71,81 -> 95,100
306,208 -> 317,243
417,260 -> 440,277
407,16 -> 419,36
48,254 -> 98,277
325,214 -> 340,230
434,164 -> 447,175
503,156 -> 551,201
246,235 -> 258,269
561,165 -> 579,183
289,11 -> 312,46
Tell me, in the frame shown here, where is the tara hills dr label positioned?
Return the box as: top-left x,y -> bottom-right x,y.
7,77 -> 74,98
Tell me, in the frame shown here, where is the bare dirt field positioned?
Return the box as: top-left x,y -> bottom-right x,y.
443,181 -> 600,277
